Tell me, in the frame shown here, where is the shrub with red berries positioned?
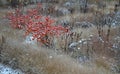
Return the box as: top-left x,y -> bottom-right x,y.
6,3 -> 69,46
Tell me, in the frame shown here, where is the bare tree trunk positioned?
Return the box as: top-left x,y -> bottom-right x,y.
84,0 -> 88,13
106,25 -> 111,42
79,0 -> 88,13
119,0 -> 120,5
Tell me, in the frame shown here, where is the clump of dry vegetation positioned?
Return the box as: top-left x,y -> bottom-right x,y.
0,32 -> 115,74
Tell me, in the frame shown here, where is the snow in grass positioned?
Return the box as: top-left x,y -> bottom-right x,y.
0,64 -> 24,74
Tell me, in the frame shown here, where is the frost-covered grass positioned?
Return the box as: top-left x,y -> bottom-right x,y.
0,19 -> 115,74
0,36 -> 114,74
0,64 -> 24,74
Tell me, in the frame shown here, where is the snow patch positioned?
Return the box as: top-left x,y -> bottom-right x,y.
0,64 -> 24,74
24,34 -> 37,45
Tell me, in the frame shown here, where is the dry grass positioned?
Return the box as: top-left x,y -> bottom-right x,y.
0,2 -> 119,74
0,36 -> 114,74
0,19 -> 115,74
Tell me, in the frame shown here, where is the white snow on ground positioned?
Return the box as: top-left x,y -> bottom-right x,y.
24,34 -> 37,45
0,64 -> 24,74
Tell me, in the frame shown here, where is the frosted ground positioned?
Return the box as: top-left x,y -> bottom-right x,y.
0,64 -> 24,74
